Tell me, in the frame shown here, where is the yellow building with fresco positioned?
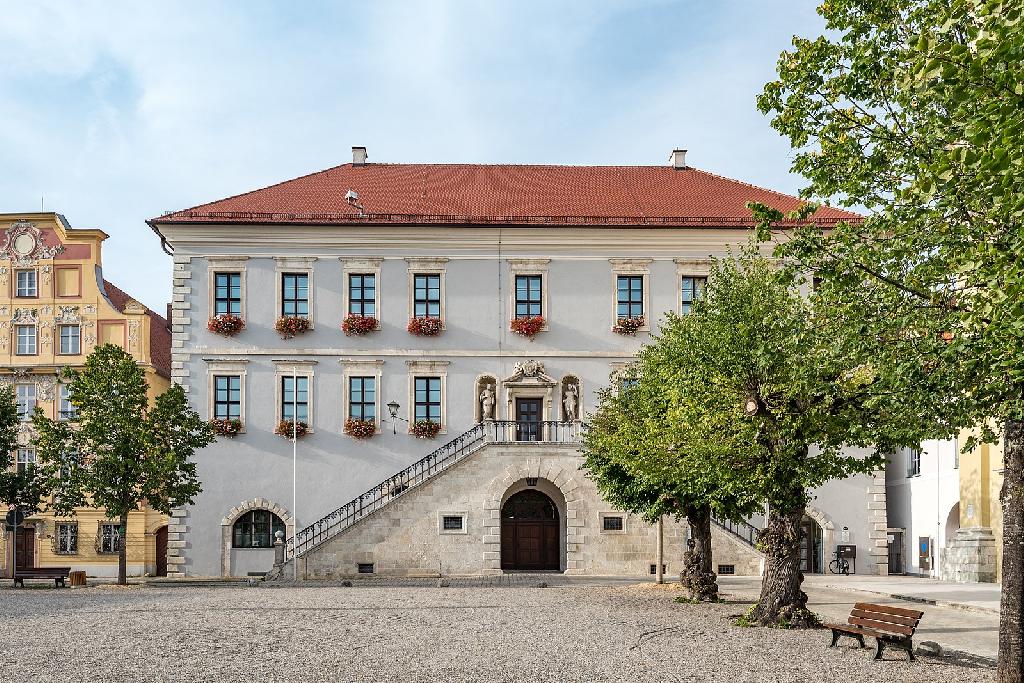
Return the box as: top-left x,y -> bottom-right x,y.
944,425 -> 1003,583
0,213 -> 172,578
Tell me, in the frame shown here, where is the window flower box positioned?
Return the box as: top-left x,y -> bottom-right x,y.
612,315 -> 645,335
275,316 -> 311,339
210,418 -> 243,437
341,314 -> 379,336
510,315 -> 545,338
407,316 -> 443,336
275,420 -> 309,439
207,314 -> 245,337
410,420 -> 442,439
344,418 -> 377,439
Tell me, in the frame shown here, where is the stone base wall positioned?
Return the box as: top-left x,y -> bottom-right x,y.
300,444 -> 763,578
941,527 -> 998,583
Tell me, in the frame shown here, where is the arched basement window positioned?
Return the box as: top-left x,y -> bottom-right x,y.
232,510 -> 285,548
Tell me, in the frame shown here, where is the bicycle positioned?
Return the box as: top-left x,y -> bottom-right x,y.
828,549 -> 850,575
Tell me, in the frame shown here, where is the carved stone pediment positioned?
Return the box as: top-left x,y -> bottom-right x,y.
55,306 -> 81,324
503,360 -> 557,387
12,308 -> 38,325
1,221 -> 65,266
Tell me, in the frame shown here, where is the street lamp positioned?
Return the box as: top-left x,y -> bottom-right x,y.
387,400 -> 401,434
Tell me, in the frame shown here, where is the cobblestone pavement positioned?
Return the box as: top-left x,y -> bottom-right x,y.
1,582 -> 995,682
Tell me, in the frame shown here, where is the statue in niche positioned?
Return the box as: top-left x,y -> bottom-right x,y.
562,382 -> 579,422
479,382 -> 496,421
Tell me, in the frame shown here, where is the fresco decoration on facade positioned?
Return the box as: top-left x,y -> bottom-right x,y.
128,319 -> 141,351
12,308 -> 38,324
55,306 -> 81,324
0,221 -> 65,266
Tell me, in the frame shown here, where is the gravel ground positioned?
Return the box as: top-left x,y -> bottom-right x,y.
0,582 -> 995,683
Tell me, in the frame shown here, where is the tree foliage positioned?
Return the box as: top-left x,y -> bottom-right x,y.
0,385 -> 45,513
31,344 -> 214,583
755,0 -> 1024,674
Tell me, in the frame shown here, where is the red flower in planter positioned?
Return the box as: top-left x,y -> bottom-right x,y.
612,316 -> 645,335
410,420 -> 442,438
209,418 -> 243,437
510,316 -> 545,338
344,418 -> 377,439
407,317 -> 443,336
341,315 -> 379,336
275,420 -> 309,439
207,314 -> 245,336
275,316 -> 312,339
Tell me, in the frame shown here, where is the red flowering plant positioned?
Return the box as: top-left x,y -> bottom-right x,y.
510,316 -> 545,338
209,418 -> 243,437
275,420 -> 309,439
407,316 -> 443,336
275,316 -> 312,339
341,314 -> 379,336
344,418 -> 377,439
612,316 -> 645,335
410,420 -> 442,439
207,314 -> 245,336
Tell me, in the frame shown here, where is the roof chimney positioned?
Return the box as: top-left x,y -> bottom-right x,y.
670,149 -> 687,170
352,146 -> 367,166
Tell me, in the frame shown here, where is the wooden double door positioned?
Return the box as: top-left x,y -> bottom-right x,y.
15,528 -> 34,571
500,489 -> 560,571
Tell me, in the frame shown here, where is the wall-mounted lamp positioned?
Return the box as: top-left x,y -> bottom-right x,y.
386,400 -> 406,434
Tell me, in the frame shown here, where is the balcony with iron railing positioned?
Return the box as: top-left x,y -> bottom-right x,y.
284,419 -> 586,560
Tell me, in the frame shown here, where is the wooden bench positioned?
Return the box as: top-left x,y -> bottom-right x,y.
826,602 -> 924,661
13,567 -> 71,588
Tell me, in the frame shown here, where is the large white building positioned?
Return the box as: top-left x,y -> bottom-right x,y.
149,148 -> 888,579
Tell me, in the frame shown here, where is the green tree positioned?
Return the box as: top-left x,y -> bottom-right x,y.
0,385 -> 47,514
756,0 -> 1024,675
31,344 -> 214,584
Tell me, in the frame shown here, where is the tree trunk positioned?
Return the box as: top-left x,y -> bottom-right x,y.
117,512 -> 128,586
747,499 -> 818,628
999,419 -> 1024,683
681,503 -> 718,601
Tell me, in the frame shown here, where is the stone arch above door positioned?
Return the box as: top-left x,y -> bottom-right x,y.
481,459 -> 584,574
220,498 -> 294,577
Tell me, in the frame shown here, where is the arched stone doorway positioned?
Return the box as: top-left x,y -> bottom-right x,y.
501,489 -> 560,570
799,516 -> 824,574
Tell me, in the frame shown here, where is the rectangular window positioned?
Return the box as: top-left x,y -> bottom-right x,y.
281,376 -> 309,423
214,272 -> 242,316
15,270 -> 37,297
58,324 -> 81,355
59,384 -> 76,420
348,273 -> 376,316
16,384 -> 36,421
616,275 -> 644,319
602,516 -> 624,532
414,376 -> 441,424
99,524 -> 122,554
57,523 -> 78,554
281,273 -> 309,318
442,515 -> 464,531
717,564 -> 736,575
514,275 -> 543,318
680,276 -> 707,314
348,376 -> 376,422
357,562 -> 375,574
907,448 -> 921,477
214,375 -> 241,420
59,450 -> 80,480
15,448 -> 35,474
413,273 -> 441,318
15,325 -> 37,355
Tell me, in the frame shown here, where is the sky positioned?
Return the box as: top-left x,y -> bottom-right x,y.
0,0 -> 829,312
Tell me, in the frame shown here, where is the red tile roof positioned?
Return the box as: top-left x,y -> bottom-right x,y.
150,163 -> 860,228
102,279 -> 171,379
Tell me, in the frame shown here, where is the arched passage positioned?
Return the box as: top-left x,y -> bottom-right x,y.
501,489 -> 560,570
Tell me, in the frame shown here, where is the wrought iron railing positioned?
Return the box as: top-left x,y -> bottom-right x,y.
712,515 -> 761,549
485,420 -> 586,443
285,420 -> 587,560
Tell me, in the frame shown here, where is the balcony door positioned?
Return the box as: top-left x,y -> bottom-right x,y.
515,398 -> 542,442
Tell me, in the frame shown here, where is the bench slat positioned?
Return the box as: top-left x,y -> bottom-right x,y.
850,608 -> 919,628
854,602 -> 924,620
847,616 -> 915,636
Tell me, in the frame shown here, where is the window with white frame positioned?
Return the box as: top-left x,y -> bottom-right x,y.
213,375 -> 241,420
281,375 -> 310,424
213,272 -> 242,315
907,448 -> 922,477
616,275 -> 644,319
58,324 -> 81,355
15,447 -> 35,474
680,276 -> 707,314
15,325 -> 36,355
59,384 -> 76,420
99,523 -> 122,554
348,273 -> 376,316
59,450 -> 80,480
413,273 -> 441,318
15,269 -> 37,297
414,376 -> 442,424
348,376 -> 376,422
281,273 -> 310,318
438,511 -> 468,534
56,523 -> 78,554
514,274 -> 543,318
232,510 -> 285,548
16,383 -> 36,421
